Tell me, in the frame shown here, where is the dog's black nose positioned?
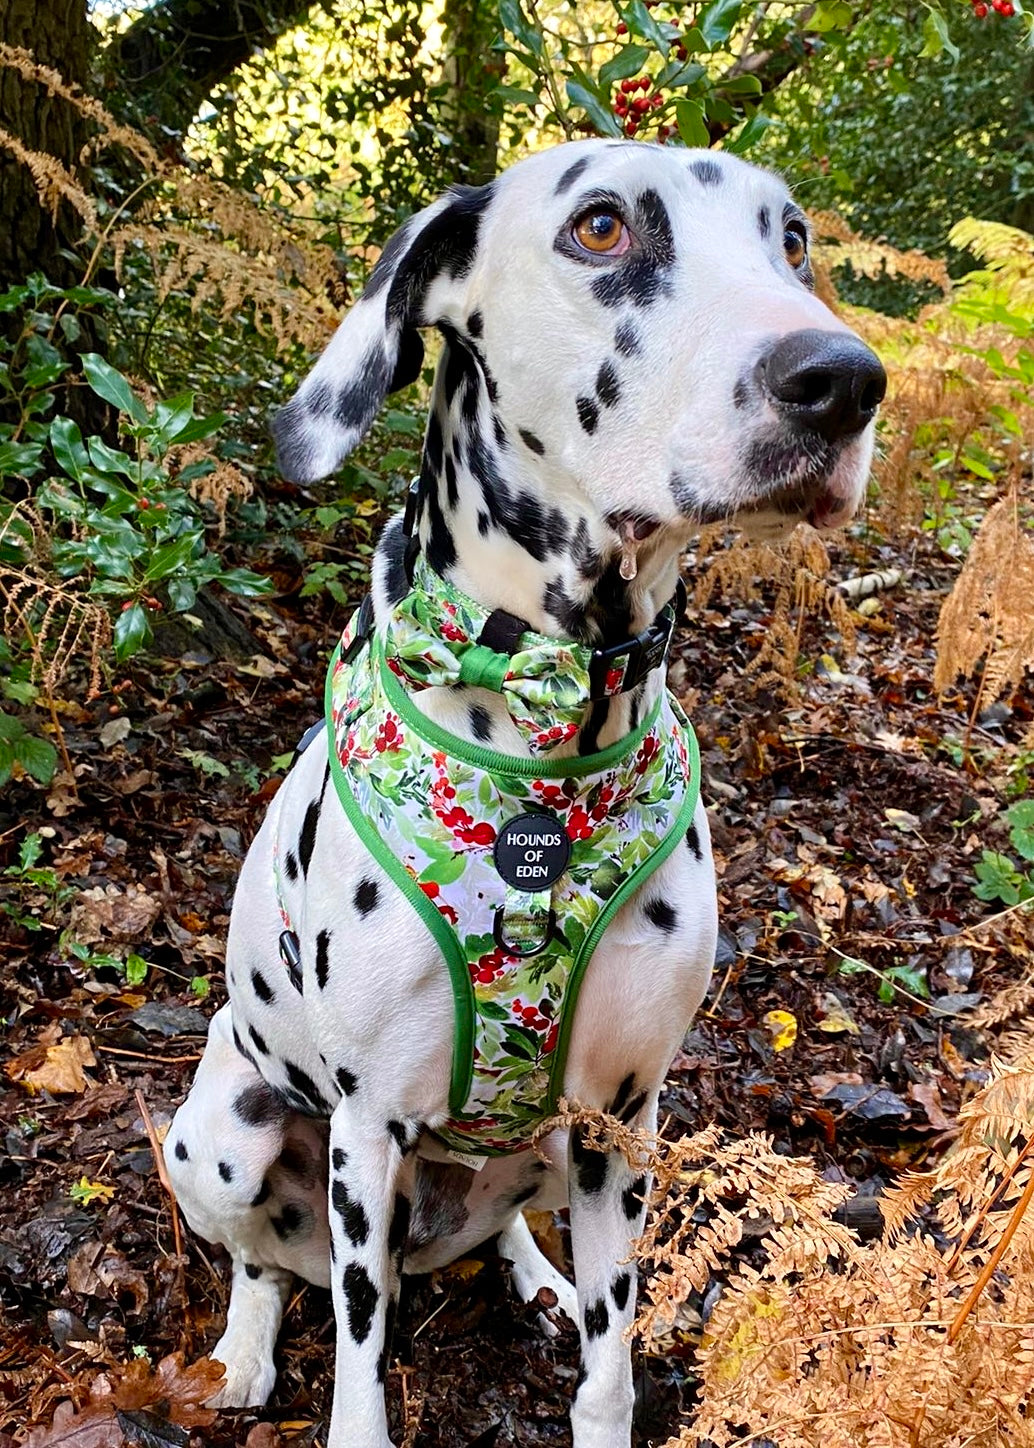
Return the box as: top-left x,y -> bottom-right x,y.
758,329 -> 887,441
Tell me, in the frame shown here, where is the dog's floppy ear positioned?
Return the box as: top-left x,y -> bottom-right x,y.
273,184 -> 493,483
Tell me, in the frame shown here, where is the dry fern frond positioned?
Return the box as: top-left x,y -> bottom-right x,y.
934,488 -> 1034,701
811,211 -> 952,294
0,126 -> 96,227
693,529 -> 855,696
0,505 -> 111,698
639,1050 -> 1034,1448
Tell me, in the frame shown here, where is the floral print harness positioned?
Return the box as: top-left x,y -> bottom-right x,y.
313,556 -> 700,1160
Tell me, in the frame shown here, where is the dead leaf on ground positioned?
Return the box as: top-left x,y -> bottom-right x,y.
69,886 -> 162,945
24,1355 -> 225,1447
909,1080 -> 954,1132
67,1245 -> 149,1314
6,1035 -> 96,1094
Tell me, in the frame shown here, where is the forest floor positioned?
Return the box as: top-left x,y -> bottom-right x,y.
1,494 -> 1030,1448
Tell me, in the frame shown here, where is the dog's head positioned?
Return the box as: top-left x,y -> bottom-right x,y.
275,141 -> 885,540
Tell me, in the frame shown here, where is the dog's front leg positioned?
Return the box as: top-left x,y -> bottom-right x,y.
568,1100 -> 654,1448
326,1108 -> 417,1448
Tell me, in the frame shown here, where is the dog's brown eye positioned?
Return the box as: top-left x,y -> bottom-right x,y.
573,210 -> 628,254
784,224 -> 808,269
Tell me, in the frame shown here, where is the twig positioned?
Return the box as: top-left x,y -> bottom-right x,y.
947,1153 -> 1034,1344
134,1086 -> 183,1265
98,1045 -> 203,1063
945,1132 -> 1034,1274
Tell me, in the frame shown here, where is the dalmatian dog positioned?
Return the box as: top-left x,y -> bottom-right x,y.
166,140 -> 884,1448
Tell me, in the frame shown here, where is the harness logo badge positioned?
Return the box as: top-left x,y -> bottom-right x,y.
493,813 -> 571,890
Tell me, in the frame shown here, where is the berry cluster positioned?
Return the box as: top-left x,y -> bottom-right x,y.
972,0 -> 1014,15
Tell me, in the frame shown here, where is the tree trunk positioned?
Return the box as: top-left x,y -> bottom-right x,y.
0,0 -> 92,289
439,0 -> 503,186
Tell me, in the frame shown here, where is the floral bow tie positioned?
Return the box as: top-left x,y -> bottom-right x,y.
381,558 -> 602,753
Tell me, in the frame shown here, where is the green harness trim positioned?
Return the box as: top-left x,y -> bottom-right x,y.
321,567 -> 700,1157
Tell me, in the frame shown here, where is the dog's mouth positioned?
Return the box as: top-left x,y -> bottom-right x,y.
739,432 -> 860,530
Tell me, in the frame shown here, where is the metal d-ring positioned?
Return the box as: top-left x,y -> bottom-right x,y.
493,906 -> 557,958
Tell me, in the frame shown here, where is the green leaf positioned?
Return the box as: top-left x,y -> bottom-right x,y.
498,0 -> 544,56
167,411 -> 229,447
919,8 -> 959,62
16,733 -> 58,785
1005,801 -> 1034,863
697,0 -> 742,46
217,567 -> 274,597
166,578 -> 197,612
152,393 -> 196,446
622,0 -> 670,53
725,107 -> 779,155
18,832 -> 44,870
142,532 -> 199,582
809,0 -> 854,31
191,975 -> 211,999
477,998 -> 511,1021
125,953 -> 149,986
973,850 -> 1021,905
675,98 -> 709,148
600,44 -> 651,88
87,437 -> 137,477
720,73 -> 763,95
566,80 -> 622,137
492,84 -> 542,107
0,440 -> 45,479
80,353 -> 149,425
114,602 -> 152,661
50,416 -> 90,483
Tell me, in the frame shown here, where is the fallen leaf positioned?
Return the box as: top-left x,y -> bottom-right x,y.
821,1083 -> 911,1121
909,1080 -> 953,1132
761,1009 -> 797,1052
815,992 -> 861,1035
7,1035 -> 96,1094
67,1244 -> 149,1313
69,1177 -> 116,1206
440,1258 -> 484,1283
69,885 -> 162,945
809,1070 -> 863,1097
885,807 -> 922,833
99,717 -> 131,748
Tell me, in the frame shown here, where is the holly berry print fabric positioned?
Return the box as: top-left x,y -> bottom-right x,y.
325,579 -> 700,1157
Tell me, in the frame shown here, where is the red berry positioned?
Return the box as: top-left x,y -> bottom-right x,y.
138,497 -> 150,509
616,20 -> 628,32
624,118 -> 638,135
651,94 -> 663,108
633,96 -> 650,113
1001,2 -> 1014,13
676,44 -> 687,59
973,2 -> 987,12
639,76 -> 651,90
620,77 -> 635,92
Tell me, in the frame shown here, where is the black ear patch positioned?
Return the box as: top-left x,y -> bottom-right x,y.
390,329 -> 425,393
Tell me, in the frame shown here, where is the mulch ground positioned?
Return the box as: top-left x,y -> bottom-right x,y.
1,501 -> 1029,1448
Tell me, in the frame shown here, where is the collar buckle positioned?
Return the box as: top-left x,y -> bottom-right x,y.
588,580 -> 686,699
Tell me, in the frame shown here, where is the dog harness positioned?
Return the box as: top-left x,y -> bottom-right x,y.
282,546 -> 700,1162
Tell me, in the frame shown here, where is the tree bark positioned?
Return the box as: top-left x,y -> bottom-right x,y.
439,0 -> 504,186
0,0 -> 92,289
110,0 -> 327,139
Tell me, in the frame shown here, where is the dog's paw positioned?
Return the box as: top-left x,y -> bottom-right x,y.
207,1340 -> 277,1409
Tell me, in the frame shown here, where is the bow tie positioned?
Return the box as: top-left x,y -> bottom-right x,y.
376,558 -> 678,755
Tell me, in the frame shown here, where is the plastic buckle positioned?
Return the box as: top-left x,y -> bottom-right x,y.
588,606 -> 676,698
339,593 -> 375,665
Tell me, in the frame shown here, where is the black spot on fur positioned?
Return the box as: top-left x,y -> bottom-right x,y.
623,1175 -> 647,1220
646,897 -> 678,933
669,472 -> 736,525
614,320 -> 641,357
377,514 -> 411,606
315,928 -> 332,990
388,1119 -> 416,1153
477,511 -> 490,537
543,578 -> 588,638
732,377 -> 749,410
251,969 -> 274,1005
251,1178 -> 271,1208
336,1067 -> 358,1096
492,414 -> 506,448
467,309 -> 483,337
469,705 -> 493,742
332,1147 -> 348,1171
572,1125 -> 608,1195
577,396 -> 599,434
423,468 -> 457,574
444,453 -> 458,509
174,1140 -> 188,1162
233,1083 -> 287,1128
519,428 -> 545,455
619,1090 -> 647,1124
343,1261 -> 379,1344
245,1262 -> 263,1279
425,412 -> 445,472
248,1023 -> 269,1055
585,1297 -> 610,1338
332,1178 -> 370,1247
758,205 -> 771,240
298,796 -> 321,877
218,1160 -> 234,1183
509,1183 -> 538,1210
685,822 -> 702,859
388,1193 -> 411,1260
272,1202 -> 310,1240
690,158 -> 723,187
555,155 -> 591,195
284,850 -> 299,882
572,517 -> 604,581
284,1060 -> 331,1115
596,360 -> 621,408
354,878 -> 380,916
611,1271 -> 631,1311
